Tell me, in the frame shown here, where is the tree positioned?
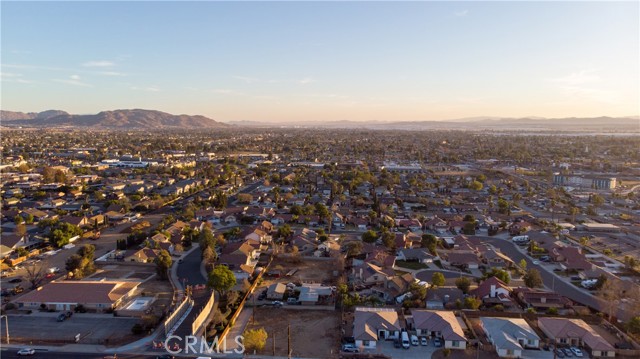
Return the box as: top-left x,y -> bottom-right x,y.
463,296 -> 482,309
592,194 -> 605,208
199,227 -> 216,251
408,282 -> 427,301
24,262 -> 46,289
344,241 -> 363,257
203,246 -> 217,269
523,269 -> 543,288
276,224 -> 292,240
519,259 -> 527,271
154,250 -> 172,280
243,328 -> 268,352
237,193 -> 252,204
421,234 -> 438,255
431,272 -> 445,287
208,265 -> 236,295
626,316 -> 640,335
361,230 -> 378,243
455,277 -> 471,294
469,180 -> 483,191
484,268 -> 510,284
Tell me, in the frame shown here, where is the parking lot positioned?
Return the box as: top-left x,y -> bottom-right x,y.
0,312 -> 138,345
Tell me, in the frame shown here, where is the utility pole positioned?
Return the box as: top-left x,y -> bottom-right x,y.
272,331 -> 275,356
1,315 -> 9,344
288,323 -> 291,359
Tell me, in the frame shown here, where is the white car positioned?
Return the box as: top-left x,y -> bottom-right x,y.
532,260 -> 540,265
17,348 -> 35,356
570,347 -> 584,357
420,337 -> 428,346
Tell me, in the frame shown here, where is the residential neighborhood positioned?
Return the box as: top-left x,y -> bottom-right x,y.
1,128 -> 639,359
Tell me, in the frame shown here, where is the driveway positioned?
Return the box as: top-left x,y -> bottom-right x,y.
363,339 -> 438,359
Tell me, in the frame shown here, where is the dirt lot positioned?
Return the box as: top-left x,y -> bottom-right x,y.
266,256 -> 340,285
244,307 -> 341,358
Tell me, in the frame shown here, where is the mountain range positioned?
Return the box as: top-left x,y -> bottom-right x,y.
0,109 -> 228,130
1,109 -> 638,132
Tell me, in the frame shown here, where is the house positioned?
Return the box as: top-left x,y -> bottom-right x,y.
0,233 -> 40,258
313,240 -> 341,257
298,284 -> 334,305
472,276 -> 515,307
396,248 -> 435,264
13,280 -> 141,312
374,273 -> 415,303
240,227 -> 268,244
60,215 -> 89,228
425,287 -> 465,310
445,252 -> 481,270
352,262 -> 393,285
353,307 -> 401,350
513,287 -> 572,311
410,310 -> 467,350
124,248 -> 160,263
481,317 -> 540,358
538,318 -> 615,357
482,248 -> 514,269
266,283 -> 286,300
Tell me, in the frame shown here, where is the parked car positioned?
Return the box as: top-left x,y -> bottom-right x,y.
17,348 -> 35,356
394,339 -> 402,348
433,338 -> 443,347
287,298 -> 299,304
555,348 -> 566,358
272,301 -> 283,307
12,286 -> 23,294
57,313 -> 67,322
410,334 -> 419,346
341,344 -> 359,353
563,348 -> 574,357
9,277 -> 22,283
570,347 -> 584,357
420,337 -> 428,346
156,355 -> 175,359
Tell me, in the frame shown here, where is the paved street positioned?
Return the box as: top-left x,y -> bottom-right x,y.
476,236 -> 635,321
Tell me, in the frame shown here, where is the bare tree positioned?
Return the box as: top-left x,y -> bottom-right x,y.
24,262 -> 47,289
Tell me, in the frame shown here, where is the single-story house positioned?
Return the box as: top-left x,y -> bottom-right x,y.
353,307 -> 401,350
538,318 -> 615,357
410,310 -> 467,350
14,280 -> 140,312
266,283 -> 286,300
481,317 -> 540,358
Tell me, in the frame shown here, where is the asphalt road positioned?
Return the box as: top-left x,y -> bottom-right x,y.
475,236 -> 635,321
0,349 -> 155,359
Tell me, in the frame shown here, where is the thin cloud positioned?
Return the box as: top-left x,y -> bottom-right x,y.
454,10 -> 469,17
213,89 -> 244,95
53,75 -> 91,87
82,60 -> 115,68
298,77 -> 315,85
0,72 -> 35,84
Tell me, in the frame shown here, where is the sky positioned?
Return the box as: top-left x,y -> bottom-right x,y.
1,1 -> 638,123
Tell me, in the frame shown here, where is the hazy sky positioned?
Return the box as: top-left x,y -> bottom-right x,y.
2,1 -> 638,123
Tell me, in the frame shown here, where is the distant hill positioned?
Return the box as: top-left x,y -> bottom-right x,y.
1,109 -> 228,129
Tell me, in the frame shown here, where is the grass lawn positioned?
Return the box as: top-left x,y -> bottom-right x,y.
396,260 -> 429,270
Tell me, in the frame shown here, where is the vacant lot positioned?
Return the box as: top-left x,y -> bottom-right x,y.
268,256 -> 340,285
244,307 -> 341,358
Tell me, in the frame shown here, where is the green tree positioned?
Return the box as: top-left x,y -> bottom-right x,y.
361,230 -> 378,243
199,227 -> 216,251
421,234 -> 438,255
463,296 -> 482,309
469,180 -> 483,191
276,224 -> 292,240
626,316 -> 640,335
208,265 -> 236,295
519,259 -> 527,271
154,250 -> 172,280
484,268 -> 510,284
243,328 -> 268,352
455,277 -> 471,294
408,282 -> 427,301
523,269 -> 543,288
431,272 -> 445,287
344,241 -> 363,256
